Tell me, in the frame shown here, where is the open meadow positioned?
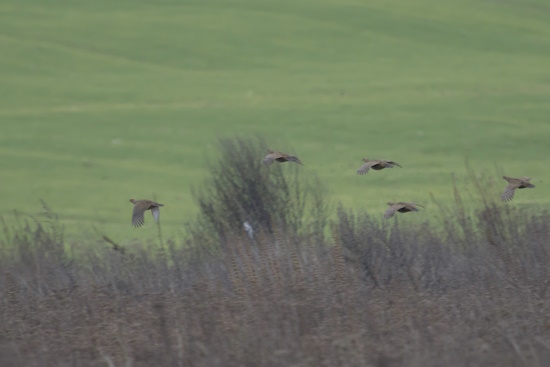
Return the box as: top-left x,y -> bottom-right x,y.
1,0 -> 550,240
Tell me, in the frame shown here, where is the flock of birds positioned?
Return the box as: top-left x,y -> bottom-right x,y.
128,149 -> 536,228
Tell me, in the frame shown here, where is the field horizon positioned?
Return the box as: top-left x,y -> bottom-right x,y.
1,0 -> 549,241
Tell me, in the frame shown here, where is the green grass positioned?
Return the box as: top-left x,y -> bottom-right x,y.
1,0 -> 549,241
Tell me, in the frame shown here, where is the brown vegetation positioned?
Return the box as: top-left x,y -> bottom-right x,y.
1,138 -> 549,367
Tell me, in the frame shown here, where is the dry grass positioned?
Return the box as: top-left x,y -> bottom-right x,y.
2,203 -> 550,367
1,139 -> 550,366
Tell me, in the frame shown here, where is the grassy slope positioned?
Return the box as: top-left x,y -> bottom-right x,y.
1,0 -> 549,241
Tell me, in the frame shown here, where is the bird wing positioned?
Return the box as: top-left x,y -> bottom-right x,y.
501,184 -> 518,202
519,178 -> 535,188
132,204 -> 146,227
403,203 -> 422,211
357,161 -> 376,175
151,206 -> 161,222
289,155 -> 304,165
386,161 -> 402,168
384,204 -> 402,219
403,202 -> 422,210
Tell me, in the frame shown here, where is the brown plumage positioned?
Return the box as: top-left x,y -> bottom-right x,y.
357,159 -> 402,175
263,149 -> 304,166
501,176 -> 535,202
384,202 -> 424,219
129,199 -> 164,228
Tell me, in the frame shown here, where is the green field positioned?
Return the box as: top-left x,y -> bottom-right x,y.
1,0 -> 549,241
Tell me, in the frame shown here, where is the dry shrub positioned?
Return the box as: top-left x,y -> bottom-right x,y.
1,147 -> 550,367
186,135 -> 329,250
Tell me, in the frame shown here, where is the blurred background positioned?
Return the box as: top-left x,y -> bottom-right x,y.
1,0 -> 549,241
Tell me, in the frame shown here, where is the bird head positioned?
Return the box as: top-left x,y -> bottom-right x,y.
387,202 -> 395,206
362,158 -> 369,162
129,199 -> 136,204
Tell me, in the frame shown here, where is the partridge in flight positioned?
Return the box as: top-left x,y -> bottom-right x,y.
263,149 -> 304,166
501,176 -> 535,202
384,202 -> 423,219
357,159 -> 402,175
129,199 -> 164,228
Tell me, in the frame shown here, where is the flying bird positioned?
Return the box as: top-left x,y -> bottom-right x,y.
357,159 -> 402,175
129,199 -> 164,228
263,149 -> 304,166
501,176 -> 535,202
384,202 -> 424,219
